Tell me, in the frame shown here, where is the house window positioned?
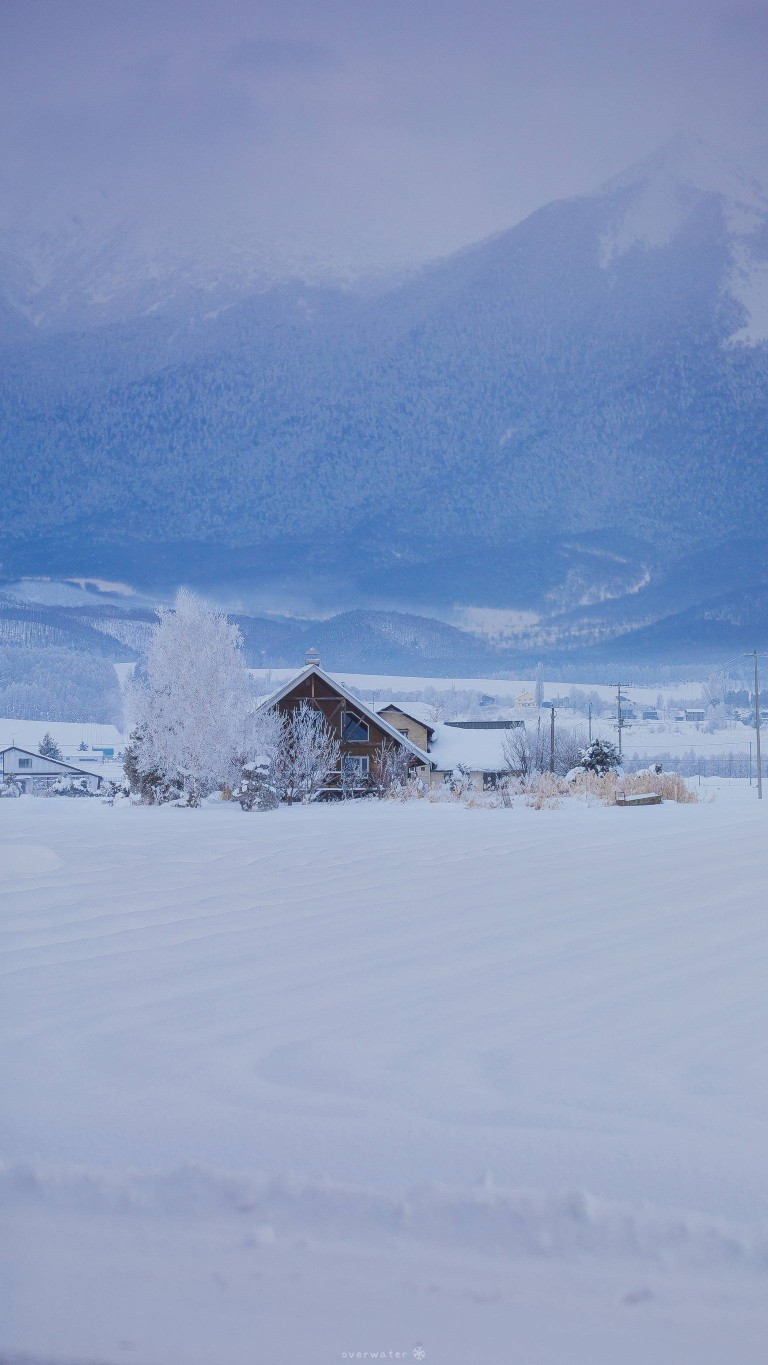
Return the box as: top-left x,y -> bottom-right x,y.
341,712 -> 369,742
343,755 -> 369,778
18,758 -> 32,769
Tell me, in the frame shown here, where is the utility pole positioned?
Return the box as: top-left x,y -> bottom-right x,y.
750,652 -> 763,800
588,699 -> 592,744
611,683 -> 625,760
550,706 -> 556,773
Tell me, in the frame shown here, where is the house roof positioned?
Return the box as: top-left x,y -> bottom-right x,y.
254,665 -> 431,764
427,722 -> 515,773
0,745 -> 104,781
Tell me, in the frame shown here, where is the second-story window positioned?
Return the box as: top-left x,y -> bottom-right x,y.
341,712 -> 369,742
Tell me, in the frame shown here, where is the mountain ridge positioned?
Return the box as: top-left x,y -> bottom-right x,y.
2,135 -> 768,655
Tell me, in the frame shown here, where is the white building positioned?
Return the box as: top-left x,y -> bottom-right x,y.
0,746 -> 105,793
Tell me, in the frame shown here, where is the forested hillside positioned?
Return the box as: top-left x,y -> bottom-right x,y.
2,137 -> 768,627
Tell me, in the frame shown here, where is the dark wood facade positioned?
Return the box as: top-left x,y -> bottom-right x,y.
271,668 -> 428,790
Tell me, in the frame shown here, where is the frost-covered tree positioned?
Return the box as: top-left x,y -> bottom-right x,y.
125,589 -> 252,806
578,738 -> 621,775
38,732 -> 63,761
274,704 -> 340,804
503,721 -> 548,777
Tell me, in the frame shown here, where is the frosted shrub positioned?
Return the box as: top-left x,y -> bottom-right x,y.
448,763 -> 473,798
41,776 -> 99,798
523,772 -> 568,809
619,771 -> 698,803
232,758 -> 280,811
369,742 -> 413,797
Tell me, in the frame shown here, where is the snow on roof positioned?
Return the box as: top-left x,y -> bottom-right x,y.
254,664 -> 431,764
428,722 -> 513,772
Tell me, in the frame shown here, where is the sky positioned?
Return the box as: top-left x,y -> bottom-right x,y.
1,0 -> 768,273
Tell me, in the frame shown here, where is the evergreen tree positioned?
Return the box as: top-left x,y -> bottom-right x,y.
578,739 -> 621,775
38,732 -> 63,761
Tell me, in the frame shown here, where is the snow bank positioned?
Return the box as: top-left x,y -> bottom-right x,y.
4,1160 -> 768,1275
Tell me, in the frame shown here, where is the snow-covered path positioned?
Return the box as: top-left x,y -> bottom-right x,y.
2,790 -> 768,1363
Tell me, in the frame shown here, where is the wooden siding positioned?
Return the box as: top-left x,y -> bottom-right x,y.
377,705 -> 433,755
274,675 -> 427,786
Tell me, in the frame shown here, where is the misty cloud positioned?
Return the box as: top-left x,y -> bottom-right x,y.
224,36 -> 340,76
1,0 -> 767,278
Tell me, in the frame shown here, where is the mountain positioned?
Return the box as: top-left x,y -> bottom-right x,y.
2,134 -> 768,657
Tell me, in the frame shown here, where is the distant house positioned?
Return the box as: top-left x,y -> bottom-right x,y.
642,708 -> 659,721
0,745 -> 104,793
685,709 -> 706,723
517,691 -> 536,708
255,657 -> 430,793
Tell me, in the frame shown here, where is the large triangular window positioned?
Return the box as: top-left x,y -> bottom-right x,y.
341,712 -> 369,742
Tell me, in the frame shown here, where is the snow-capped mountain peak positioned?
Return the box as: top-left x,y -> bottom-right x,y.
596,134 -> 768,343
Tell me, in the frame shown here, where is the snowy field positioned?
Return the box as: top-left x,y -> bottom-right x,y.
249,667 -> 687,706
2,784 -> 768,1363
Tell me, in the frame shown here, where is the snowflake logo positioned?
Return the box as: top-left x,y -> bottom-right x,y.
413,1350 -> 426,1361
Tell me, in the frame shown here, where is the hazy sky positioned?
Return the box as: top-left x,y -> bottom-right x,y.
2,0 -> 768,269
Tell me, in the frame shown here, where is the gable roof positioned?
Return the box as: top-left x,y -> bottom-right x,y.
0,745 -> 104,781
254,665 -> 431,764
377,701 -> 437,739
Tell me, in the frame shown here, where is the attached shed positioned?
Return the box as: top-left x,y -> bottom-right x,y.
426,722 -> 519,790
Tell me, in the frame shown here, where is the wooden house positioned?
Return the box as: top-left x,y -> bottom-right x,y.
255,657 -> 431,793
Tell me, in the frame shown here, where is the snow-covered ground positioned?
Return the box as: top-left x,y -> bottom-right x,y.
2,785 -> 768,1363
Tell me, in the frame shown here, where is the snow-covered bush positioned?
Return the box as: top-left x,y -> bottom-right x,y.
619,771 -> 698,803
42,776 -> 98,798
0,776 -> 22,798
447,763 -> 473,797
578,739 -> 621,775
232,757 -> 280,811
125,589 -> 252,807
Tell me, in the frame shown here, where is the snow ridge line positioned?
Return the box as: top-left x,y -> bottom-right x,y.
3,1161 -> 768,1275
